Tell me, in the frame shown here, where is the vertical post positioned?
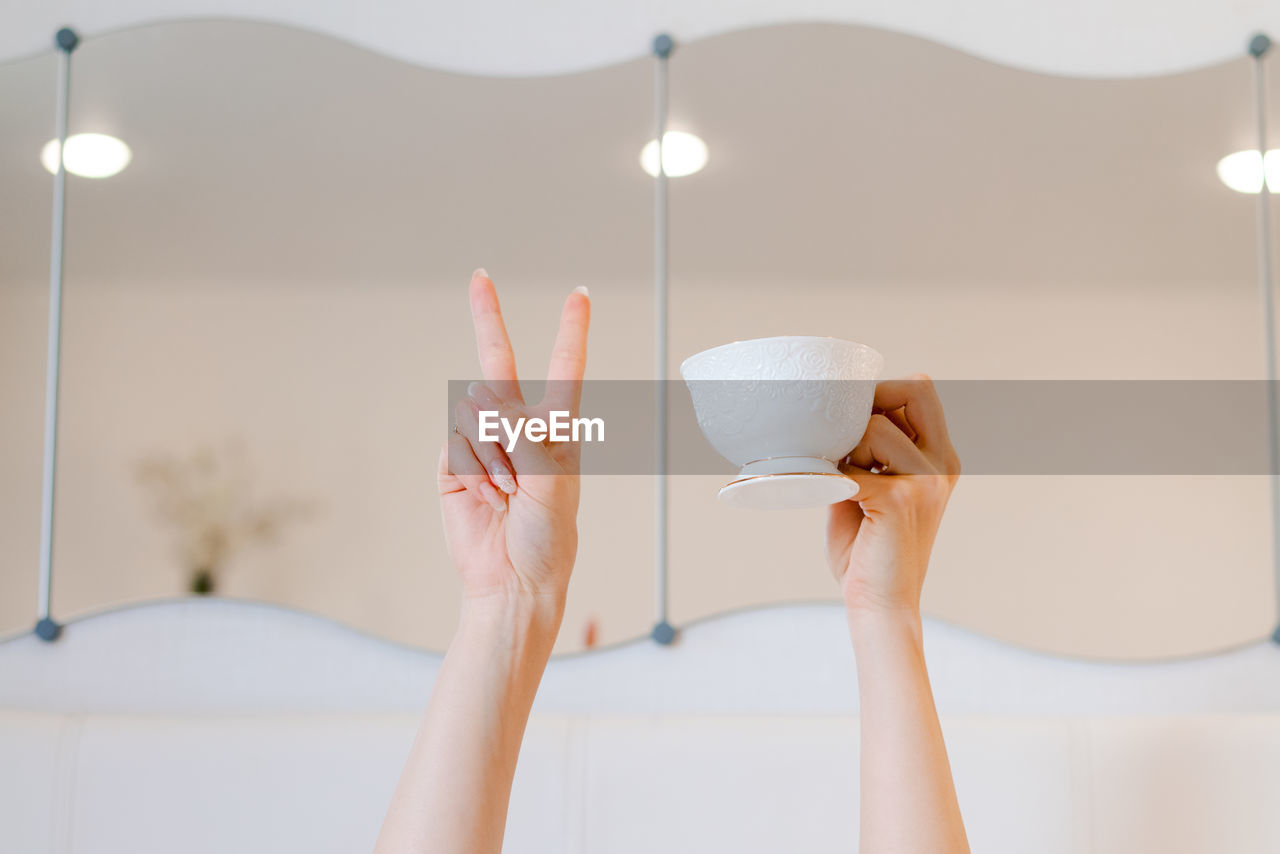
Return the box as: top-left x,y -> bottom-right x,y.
35,27 -> 79,643
1249,34 -> 1280,646
651,33 -> 676,646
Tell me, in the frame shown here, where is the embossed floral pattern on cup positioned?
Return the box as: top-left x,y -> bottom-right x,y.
681,336 -> 883,470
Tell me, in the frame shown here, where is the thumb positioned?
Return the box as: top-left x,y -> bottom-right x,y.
840,468 -> 894,509
438,441 -> 463,494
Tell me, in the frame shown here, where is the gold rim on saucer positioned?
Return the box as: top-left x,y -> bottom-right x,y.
722,471 -> 852,488
717,470 -> 860,510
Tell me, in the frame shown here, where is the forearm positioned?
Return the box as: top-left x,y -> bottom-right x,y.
374,593 -> 563,854
850,607 -> 969,854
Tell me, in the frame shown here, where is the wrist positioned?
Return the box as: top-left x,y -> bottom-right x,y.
459,589 -> 565,649
846,604 -> 923,651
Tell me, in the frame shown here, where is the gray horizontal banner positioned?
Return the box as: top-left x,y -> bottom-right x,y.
446,380 -> 1278,475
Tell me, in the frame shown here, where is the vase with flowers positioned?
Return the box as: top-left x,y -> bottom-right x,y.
134,439 -> 316,595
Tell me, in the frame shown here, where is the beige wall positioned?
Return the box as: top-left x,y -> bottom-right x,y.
1,272 -> 1275,656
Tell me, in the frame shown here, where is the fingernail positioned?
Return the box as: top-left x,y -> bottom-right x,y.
473,267 -> 489,280
467,382 -> 499,406
572,285 -> 589,297
491,467 -> 517,494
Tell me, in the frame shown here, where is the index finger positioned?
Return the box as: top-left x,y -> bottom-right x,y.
542,286 -> 591,414
872,374 -> 952,452
469,269 -> 523,403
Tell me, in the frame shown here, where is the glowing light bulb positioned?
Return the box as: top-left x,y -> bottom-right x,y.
1216,149 -> 1280,194
41,133 -> 132,178
640,131 -> 708,178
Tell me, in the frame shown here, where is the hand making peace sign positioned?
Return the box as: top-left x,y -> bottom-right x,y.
439,270 -> 591,606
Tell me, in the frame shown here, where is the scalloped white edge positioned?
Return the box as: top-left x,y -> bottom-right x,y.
1,3 -> 1274,78
1,598 -> 1277,716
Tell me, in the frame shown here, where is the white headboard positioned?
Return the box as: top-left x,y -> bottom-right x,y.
3,601 -> 1280,854
2,598 -> 1278,716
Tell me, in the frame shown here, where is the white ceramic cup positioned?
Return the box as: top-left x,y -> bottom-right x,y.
680,336 -> 884,508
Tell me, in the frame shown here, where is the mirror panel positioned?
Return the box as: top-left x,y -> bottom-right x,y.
665,25 -> 1273,657
0,20 -> 656,650
0,20 -> 1274,655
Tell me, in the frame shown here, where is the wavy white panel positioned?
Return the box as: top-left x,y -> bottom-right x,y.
1,0 -> 1276,76
1,599 -> 1279,716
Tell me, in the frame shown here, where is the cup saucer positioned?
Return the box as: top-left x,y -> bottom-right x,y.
717,471 -> 858,510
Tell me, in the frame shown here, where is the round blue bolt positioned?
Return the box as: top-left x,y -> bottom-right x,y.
651,620 -> 676,645
1250,33 -> 1271,58
652,33 -> 674,59
35,618 -> 62,642
55,27 -> 79,53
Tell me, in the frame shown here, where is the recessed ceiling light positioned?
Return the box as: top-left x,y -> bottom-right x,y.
1217,149 -> 1280,194
640,131 -> 708,178
41,133 -> 132,179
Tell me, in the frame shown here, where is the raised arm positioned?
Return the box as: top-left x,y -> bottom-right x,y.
827,375 -> 970,854
374,270 -> 590,854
